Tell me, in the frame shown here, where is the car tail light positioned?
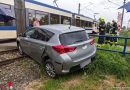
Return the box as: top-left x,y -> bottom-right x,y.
90,38 -> 95,45
52,45 -> 76,54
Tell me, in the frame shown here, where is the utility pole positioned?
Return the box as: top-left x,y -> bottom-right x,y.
78,3 -> 81,14
121,0 -> 126,29
14,0 -> 26,36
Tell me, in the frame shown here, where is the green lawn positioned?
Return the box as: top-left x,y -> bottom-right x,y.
25,43 -> 130,90
33,48 -> 130,90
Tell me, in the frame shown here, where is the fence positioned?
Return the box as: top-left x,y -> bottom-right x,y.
89,34 -> 130,55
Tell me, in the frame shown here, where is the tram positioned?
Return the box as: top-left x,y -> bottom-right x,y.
0,0 -> 94,39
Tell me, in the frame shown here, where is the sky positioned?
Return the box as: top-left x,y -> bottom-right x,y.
35,0 -> 130,26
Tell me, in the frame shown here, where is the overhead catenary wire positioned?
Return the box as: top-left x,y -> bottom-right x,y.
107,0 -> 121,6
53,0 -> 59,7
80,2 -> 93,11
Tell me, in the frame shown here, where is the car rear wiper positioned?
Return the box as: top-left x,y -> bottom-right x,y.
73,39 -> 83,44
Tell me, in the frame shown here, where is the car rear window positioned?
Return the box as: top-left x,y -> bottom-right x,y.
59,30 -> 89,45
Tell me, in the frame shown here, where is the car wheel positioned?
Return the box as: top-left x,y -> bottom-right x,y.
45,61 -> 57,78
18,44 -> 24,55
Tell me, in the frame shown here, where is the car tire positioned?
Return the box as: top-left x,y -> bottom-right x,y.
18,43 -> 24,55
44,60 -> 57,78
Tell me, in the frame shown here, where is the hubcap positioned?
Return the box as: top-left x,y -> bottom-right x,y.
45,63 -> 56,78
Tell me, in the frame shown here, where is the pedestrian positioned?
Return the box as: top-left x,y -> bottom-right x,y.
111,20 -> 118,45
33,18 -> 40,27
105,22 -> 112,44
98,17 -> 106,46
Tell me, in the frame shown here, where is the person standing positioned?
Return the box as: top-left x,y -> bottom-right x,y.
33,18 -> 40,27
105,22 -> 112,44
98,17 -> 106,45
111,20 -> 118,45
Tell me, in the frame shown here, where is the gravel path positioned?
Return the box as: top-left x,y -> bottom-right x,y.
0,57 -> 41,90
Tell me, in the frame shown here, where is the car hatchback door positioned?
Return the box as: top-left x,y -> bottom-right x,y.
59,30 -> 95,61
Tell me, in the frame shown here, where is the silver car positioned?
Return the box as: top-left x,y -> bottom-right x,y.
17,24 -> 96,78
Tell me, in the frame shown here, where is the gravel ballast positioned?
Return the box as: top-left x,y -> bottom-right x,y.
0,57 -> 41,90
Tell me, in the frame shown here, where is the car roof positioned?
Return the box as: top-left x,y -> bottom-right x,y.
37,24 -> 85,34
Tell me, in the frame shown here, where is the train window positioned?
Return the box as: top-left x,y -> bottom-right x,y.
28,9 -> 36,27
89,22 -> 92,27
50,14 -> 59,24
86,21 -> 89,27
76,19 -> 80,27
61,16 -> 71,25
0,3 -> 15,26
81,20 -> 85,28
36,11 -> 49,25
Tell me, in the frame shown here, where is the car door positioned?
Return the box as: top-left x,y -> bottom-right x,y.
20,28 -> 36,55
29,28 -> 49,63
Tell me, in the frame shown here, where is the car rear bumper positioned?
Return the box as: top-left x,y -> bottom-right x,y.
53,48 -> 96,74
62,52 -> 96,73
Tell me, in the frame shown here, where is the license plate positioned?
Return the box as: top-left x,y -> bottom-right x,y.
80,59 -> 91,68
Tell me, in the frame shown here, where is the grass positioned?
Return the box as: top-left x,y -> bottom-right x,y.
39,71 -> 105,90
86,51 -> 130,79
27,46 -> 130,90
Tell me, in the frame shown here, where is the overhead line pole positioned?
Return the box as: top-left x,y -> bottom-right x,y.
121,0 -> 126,29
78,3 -> 81,14
14,0 -> 26,36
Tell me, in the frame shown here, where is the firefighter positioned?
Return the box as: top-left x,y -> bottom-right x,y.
98,17 -> 106,45
110,20 -> 118,45
105,22 -> 112,44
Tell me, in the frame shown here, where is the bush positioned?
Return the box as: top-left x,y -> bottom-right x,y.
85,50 -> 130,79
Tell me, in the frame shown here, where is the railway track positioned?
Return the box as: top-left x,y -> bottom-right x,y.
0,48 -> 17,55
0,49 -> 25,67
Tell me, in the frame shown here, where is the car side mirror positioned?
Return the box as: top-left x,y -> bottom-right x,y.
18,33 -> 24,37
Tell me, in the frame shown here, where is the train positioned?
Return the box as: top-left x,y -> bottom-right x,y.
0,0 -> 96,39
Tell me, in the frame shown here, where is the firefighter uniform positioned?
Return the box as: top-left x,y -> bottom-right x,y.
98,18 -> 106,44
110,20 -> 118,45
105,22 -> 112,44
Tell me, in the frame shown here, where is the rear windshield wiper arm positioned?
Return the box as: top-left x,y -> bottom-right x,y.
73,39 -> 83,44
